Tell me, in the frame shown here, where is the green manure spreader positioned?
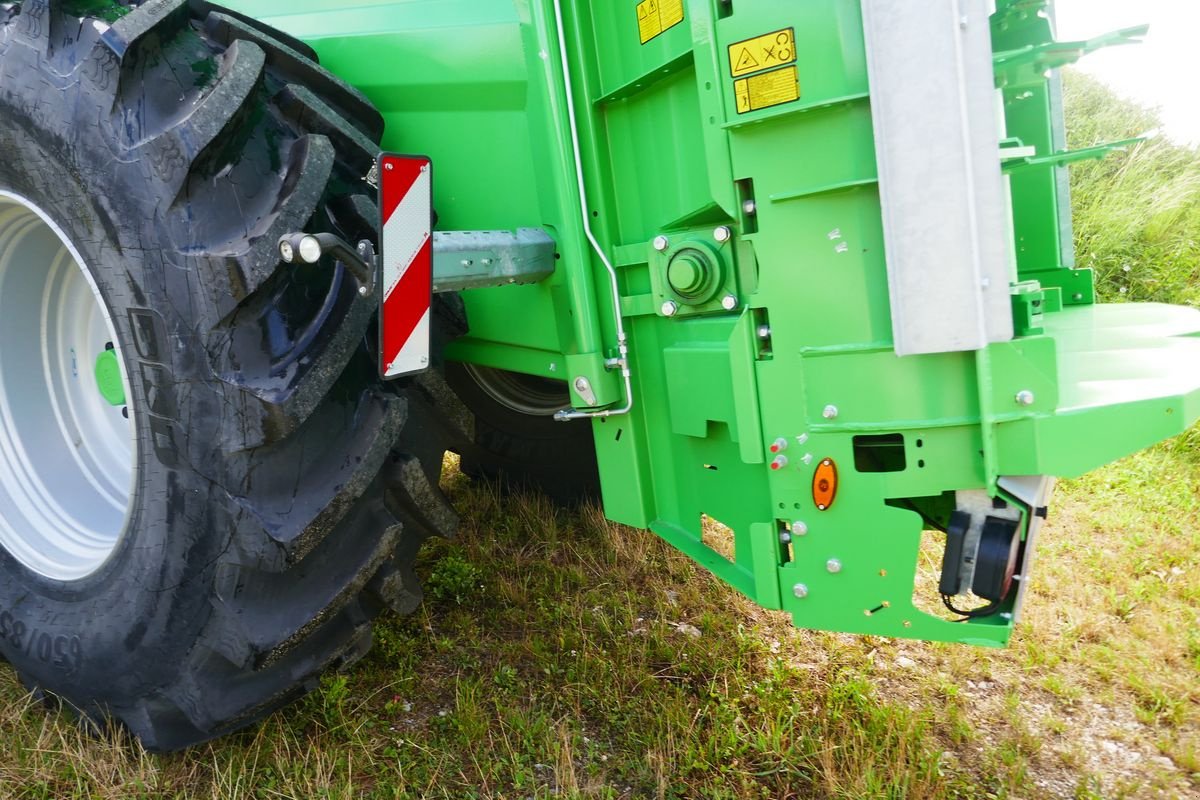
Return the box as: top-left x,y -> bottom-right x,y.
0,0 -> 1195,750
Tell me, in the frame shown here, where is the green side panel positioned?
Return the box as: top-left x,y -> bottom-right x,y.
219,0 -> 1200,647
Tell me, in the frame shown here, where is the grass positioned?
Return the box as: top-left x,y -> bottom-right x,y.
0,74 -> 1198,800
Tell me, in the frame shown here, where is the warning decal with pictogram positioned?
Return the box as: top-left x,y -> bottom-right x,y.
728,28 -> 796,78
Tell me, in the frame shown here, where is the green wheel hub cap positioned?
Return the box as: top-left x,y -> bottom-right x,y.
94,349 -> 126,407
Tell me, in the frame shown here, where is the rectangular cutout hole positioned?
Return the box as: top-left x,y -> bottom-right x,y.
777,520 -> 793,564
853,433 -> 907,473
735,177 -> 758,234
700,514 -> 735,564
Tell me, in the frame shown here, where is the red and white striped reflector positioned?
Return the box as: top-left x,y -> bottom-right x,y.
378,153 -> 433,379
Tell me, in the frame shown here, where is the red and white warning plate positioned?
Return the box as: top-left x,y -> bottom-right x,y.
378,153 -> 433,379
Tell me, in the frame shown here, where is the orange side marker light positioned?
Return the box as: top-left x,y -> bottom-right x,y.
812,457 -> 838,511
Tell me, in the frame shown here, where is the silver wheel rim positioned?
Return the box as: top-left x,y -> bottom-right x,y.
0,191 -> 137,581
462,364 -> 570,417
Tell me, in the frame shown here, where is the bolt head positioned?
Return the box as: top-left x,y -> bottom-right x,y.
358,285 -> 369,297
822,404 -> 839,420
713,226 -> 732,243
779,531 -> 792,544
574,377 -> 590,391
652,235 -> 670,252
385,162 -> 394,171
792,521 -> 808,536
792,583 -> 809,599
826,558 -> 842,574
661,300 -> 679,317
1015,390 -> 1035,406
742,199 -> 758,216
721,294 -> 738,311
756,325 -> 771,340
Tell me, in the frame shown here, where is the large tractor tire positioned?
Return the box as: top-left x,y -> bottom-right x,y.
443,360 -> 601,505
0,0 -> 456,750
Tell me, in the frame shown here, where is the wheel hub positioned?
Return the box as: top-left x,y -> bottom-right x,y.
0,191 -> 137,581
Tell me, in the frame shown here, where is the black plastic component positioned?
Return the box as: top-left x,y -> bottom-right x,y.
938,510 -> 973,596
972,517 -> 1022,602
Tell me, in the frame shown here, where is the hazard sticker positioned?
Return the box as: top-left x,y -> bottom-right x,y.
734,66 -> 800,114
728,28 -> 796,78
636,0 -> 684,44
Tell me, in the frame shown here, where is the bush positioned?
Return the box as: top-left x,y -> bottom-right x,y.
427,550 -> 483,605
1063,71 -> 1200,306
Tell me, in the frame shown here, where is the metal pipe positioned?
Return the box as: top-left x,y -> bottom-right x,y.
549,0 -> 634,422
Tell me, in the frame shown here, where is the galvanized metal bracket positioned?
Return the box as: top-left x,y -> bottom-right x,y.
432,228 -> 557,293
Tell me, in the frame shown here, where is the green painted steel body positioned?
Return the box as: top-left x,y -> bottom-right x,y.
224,0 -> 1200,646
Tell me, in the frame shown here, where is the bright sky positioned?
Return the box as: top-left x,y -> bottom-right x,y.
1055,0 -> 1200,145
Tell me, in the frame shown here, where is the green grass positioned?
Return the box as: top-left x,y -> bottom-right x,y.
1,72 -> 1199,800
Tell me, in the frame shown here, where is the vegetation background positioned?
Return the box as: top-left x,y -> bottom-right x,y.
0,72 -> 1197,799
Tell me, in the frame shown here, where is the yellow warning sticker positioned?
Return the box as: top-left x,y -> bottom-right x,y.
636,0 -> 684,44
728,28 -> 796,78
734,66 -> 800,114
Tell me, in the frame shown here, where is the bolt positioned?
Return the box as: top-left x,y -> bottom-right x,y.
792,521 -> 808,536
822,404 -> 839,420
661,300 -> 679,317
385,163 -> 394,171
826,558 -> 842,574
358,285 -> 369,297
653,235 -> 670,252
779,531 -> 792,544
1072,293 -> 1084,302
721,294 -> 738,311
792,583 -> 809,599
756,324 -> 771,340
769,455 -> 788,471
1015,390 -> 1035,406
742,199 -> 757,216
769,437 -> 788,454
574,377 -> 590,392
713,226 -> 732,243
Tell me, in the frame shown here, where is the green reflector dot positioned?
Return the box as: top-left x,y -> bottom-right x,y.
94,349 -> 126,407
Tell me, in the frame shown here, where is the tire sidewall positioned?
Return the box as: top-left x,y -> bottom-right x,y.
0,50 -> 220,703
